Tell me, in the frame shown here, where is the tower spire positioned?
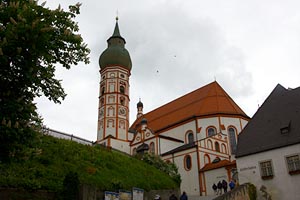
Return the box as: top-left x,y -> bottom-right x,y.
112,16 -> 121,38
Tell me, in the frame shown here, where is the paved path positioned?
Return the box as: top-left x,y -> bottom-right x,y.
189,195 -> 217,200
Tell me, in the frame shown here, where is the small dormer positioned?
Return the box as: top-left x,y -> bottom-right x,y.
280,120 -> 291,134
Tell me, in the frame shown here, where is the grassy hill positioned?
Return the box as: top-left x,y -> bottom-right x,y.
0,134 -> 179,192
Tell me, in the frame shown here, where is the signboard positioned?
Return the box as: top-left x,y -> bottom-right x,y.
132,187 -> 144,200
119,190 -> 132,200
105,191 -> 119,200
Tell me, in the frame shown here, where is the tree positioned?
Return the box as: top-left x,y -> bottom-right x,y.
140,153 -> 181,186
0,0 -> 90,160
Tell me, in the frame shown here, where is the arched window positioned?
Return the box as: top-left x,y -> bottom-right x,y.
187,132 -> 194,144
120,97 -> 125,105
119,120 -> 125,129
228,127 -> 237,154
107,119 -> 114,128
207,139 -> 213,149
120,85 -> 125,94
109,82 -> 115,92
184,155 -> 192,171
215,142 -> 220,152
221,143 -> 227,153
149,142 -> 155,154
100,98 -> 104,106
101,86 -> 105,95
207,127 -> 216,137
204,154 -> 211,164
108,107 -> 115,116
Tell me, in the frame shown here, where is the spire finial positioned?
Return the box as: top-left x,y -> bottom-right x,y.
116,10 -> 119,21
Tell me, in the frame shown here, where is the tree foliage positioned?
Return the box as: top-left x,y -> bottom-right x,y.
0,0 -> 90,160
140,153 -> 181,186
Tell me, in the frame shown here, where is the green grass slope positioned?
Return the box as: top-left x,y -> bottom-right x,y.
0,135 -> 178,192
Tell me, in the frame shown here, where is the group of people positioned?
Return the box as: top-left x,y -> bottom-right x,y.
212,180 -> 235,195
155,191 -> 187,200
155,181 -> 235,200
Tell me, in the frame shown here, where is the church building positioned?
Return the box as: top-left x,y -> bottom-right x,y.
96,18 -> 250,196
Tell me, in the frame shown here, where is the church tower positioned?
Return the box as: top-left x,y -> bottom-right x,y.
97,17 -> 132,153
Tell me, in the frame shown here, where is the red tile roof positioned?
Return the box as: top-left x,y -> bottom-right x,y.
130,81 -> 249,133
200,160 -> 236,172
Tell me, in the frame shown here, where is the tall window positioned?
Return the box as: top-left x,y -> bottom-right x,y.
228,127 -> 237,154
187,132 -> 194,144
215,142 -> 220,152
207,127 -> 216,137
286,155 -> 300,175
221,144 -> 227,153
260,160 -> 274,179
149,142 -> 155,154
120,85 -> 125,94
204,154 -> 210,164
184,155 -> 192,170
207,139 -> 213,149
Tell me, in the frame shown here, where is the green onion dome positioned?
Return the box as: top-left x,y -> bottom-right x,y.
99,19 -> 132,71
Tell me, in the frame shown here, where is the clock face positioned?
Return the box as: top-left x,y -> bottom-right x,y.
119,107 -> 126,116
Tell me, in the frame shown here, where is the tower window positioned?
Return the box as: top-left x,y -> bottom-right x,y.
100,98 -> 104,106
120,97 -> 125,105
101,87 -> 105,95
120,85 -> 125,94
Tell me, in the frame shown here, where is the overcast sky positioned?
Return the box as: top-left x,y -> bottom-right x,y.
36,0 -> 300,141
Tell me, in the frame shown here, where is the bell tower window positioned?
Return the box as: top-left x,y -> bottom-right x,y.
120,85 -> 125,94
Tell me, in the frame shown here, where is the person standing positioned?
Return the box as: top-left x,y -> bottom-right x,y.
222,180 -> 228,193
229,180 -> 235,191
180,191 -> 187,200
169,194 -> 177,200
212,183 -> 217,195
217,181 -> 223,195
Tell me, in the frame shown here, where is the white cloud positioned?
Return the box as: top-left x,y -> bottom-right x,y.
36,0 -> 300,141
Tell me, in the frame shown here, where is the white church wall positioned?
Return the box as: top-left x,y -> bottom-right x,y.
236,144 -> 300,200
110,139 -> 130,154
220,117 -> 249,135
159,138 -> 183,155
106,126 -> 116,138
240,118 -> 249,130
117,128 -> 127,140
198,149 -> 229,169
203,167 -> 229,196
172,149 -> 200,196
196,117 -> 219,141
160,121 -> 196,144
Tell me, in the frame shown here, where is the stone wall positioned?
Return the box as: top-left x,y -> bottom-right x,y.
0,186 -> 180,200
80,185 -> 180,200
0,187 -> 57,200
